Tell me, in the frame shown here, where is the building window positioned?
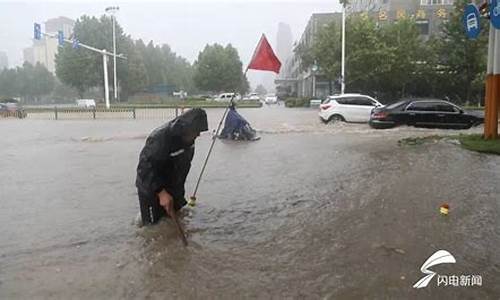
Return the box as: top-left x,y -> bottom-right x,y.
420,0 -> 429,5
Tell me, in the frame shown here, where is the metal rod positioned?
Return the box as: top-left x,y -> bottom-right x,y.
42,32 -> 126,59
191,97 -> 234,198
189,70 -> 247,205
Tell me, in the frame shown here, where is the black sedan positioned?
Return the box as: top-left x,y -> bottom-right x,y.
369,99 -> 484,129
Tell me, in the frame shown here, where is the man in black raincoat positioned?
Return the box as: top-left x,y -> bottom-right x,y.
136,108 -> 208,225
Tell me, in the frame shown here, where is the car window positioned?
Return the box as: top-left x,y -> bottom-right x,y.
406,102 -> 436,111
322,98 -> 331,104
356,97 -> 376,106
435,103 -> 458,112
348,98 -> 362,105
336,97 -> 355,105
334,98 -> 346,104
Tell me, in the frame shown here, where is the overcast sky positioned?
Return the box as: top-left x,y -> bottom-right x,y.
0,0 -> 341,89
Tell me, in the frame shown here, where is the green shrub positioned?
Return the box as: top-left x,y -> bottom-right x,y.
285,97 -> 310,108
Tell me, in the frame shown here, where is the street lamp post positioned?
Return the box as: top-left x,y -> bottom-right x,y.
105,6 -> 120,101
102,50 -> 110,108
312,62 -> 318,97
341,0 -> 346,94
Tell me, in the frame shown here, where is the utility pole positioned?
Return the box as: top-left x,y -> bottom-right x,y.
102,50 -> 109,108
341,0 -> 346,94
105,6 -> 120,102
35,25 -> 126,109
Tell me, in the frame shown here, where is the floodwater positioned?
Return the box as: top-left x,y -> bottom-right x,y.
1,106 -> 499,299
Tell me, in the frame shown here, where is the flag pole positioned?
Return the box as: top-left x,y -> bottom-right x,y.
189,69 -> 248,206
189,33 -> 280,206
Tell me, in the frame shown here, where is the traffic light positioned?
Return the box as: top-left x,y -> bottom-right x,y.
58,30 -> 64,46
34,23 -> 41,40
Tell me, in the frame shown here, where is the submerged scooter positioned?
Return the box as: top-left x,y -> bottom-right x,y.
219,102 -> 260,141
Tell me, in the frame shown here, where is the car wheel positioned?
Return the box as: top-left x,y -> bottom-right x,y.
329,114 -> 345,123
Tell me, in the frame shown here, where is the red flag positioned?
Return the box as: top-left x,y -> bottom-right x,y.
247,34 -> 281,74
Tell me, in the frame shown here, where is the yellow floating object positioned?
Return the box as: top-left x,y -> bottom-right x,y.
440,204 -> 449,215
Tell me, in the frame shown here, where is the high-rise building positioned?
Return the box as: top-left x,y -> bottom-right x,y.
249,26 -> 290,94
23,16 -> 75,73
23,47 -> 35,66
276,13 -> 341,99
45,16 -> 75,37
276,23 -> 293,65
0,51 -> 8,70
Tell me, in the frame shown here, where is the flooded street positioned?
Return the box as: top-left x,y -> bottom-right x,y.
1,106 -> 499,299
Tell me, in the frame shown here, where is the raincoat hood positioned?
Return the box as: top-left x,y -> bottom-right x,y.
169,108 -> 208,135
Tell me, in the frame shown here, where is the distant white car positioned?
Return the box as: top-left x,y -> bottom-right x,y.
318,93 -> 383,123
214,93 -> 241,102
243,93 -> 261,101
76,99 -> 96,109
264,94 -> 278,104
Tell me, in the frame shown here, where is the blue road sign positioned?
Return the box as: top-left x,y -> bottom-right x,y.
58,31 -> 64,46
34,23 -> 41,40
491,0 -> 500,29
463,4 -> 480,39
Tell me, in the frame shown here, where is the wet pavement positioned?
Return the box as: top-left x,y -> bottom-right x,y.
1,106 -> 499,299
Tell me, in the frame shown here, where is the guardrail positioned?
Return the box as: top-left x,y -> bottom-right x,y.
22,102 -> 263,120
0,111 -> 28,118
96,100 -> 262,109
23,107 -> 186,120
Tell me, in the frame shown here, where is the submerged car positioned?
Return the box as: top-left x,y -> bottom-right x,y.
319,93 -> 383,123
369,99 -> 484,129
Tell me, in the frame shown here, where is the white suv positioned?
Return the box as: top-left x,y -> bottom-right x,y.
319,93 -> 383,123
264,94 -> 278,104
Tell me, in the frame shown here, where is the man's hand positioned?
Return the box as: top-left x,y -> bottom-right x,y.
157,189 -> 174,217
